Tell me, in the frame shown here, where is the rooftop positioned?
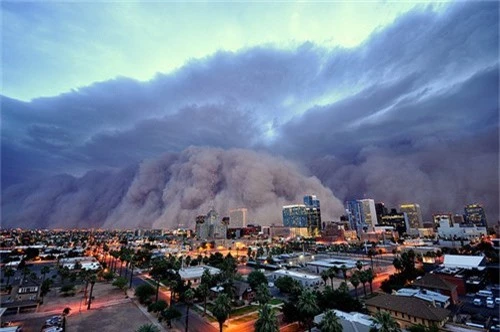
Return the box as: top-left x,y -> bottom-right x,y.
272,269 -> 321,280
178,265 -> 220,280
365,293 -> 450,322
443,254 -> 486,270
413,274 -> 457,291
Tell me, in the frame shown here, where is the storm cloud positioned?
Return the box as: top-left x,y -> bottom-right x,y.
1,1 -> 498,227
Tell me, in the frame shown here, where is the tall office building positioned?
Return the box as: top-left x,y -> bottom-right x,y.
359,199 -> 377,228
229,208 -> 248,228
282,195 -> 321,236
304,195 -> 321,235
464,204 -> 487,227
346,200 -> 363,231
346,199 -> 377,233
195,208 -> 227,240
375,202 -> 388,224
379,212 -> 409,236
303,195 -> 320,208
282,205 -> 308,228
399,203 -> 423,230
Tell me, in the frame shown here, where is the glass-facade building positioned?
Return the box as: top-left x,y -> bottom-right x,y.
282,205 -> 308,227
464,204 -> 487,227
399,203 -> 423,230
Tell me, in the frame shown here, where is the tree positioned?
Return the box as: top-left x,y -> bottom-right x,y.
247,270 -> 267,290
87,274 -> 97,310
135,284 -> 155,304
41,266 -> 51,282
160,306 -> 181,328
321,270 -> 329,285
256,283 -> 271,305
366,269 -> 374,294
148,300 -> 168,314
359,271 -> 368,297
197,283 -> 211,316
297,289 -> 319,332
370,311 -> 401,332
4,268 -> 14,287
327,268 -> 336,288
135,323 -> 160,332
254,304 -> 279,332
112,276 -> 128,294
40,279 -> 52,300
183,289 -> 194,332
318,310 -> 343,332
368,249 -> 376,271
356,260 -> 363,271
60,284 -> 76,297
407,324 -> 439,332
350,273 -> 360,300
340,265 -> 348,282
212,293 -> 231,332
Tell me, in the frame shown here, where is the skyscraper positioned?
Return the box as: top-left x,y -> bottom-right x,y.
346,199 -> 377,233
304,195 -> 321,235
229,208 -> 248,228
282,195 -> 322,236
399,203 -> 423,230
282,205 -> 308,228
359,199 -> 377,228
464,203 -> 487,227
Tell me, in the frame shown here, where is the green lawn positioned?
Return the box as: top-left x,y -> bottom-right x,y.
269,299 -> 283,305
230,305 -> 259,317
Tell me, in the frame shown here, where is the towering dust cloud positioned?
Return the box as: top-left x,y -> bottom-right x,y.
1,147 -> 343,229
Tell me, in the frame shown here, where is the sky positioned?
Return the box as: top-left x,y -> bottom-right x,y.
1,1 -> 498,229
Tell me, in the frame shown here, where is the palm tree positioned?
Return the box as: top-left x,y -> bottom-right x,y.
212,293 -> 231,332
87,274 -> 97,310
255,304 -> 279,332
326,268 -> 335,288
41,266 -> 51,282
359,271 -> 368,298
370,311 -> 401,332
318,310 -> 343,332
4,268 -> 15,288
184,289 -> 194,332
367,249 -> 376,271
256,283 -> 271,305
356,260 -> 363,271
350,272 -> 360,300
321,270 -> 329,286
297,289 -> 319,332
366,268 -> 374,294
135,323 -> 160,332
340,265 -> 348,282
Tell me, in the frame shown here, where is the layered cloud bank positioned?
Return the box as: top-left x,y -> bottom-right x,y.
1,1 -> 498,227
1,147 -> 343,229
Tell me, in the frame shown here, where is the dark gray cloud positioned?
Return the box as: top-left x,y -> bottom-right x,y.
1,1 -> 498,227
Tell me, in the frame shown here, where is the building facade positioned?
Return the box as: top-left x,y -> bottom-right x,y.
464,204 -> 487,227
399,203 -> 423,230
229,208 -> 248,228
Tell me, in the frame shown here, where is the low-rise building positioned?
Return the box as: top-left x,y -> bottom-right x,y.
305,258 -> 359,275
395,288 -> 450,308
268,269 -> 321,288
412,273 -> 459,304
313,309 -> 372,332
365,293 -> 450,329
178,265 -> 220,287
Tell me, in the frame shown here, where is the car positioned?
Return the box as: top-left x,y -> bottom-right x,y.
486,297 -> 495,308
268,282 -> 274,288
473,298 -> 482,306
41,327 -> 63,332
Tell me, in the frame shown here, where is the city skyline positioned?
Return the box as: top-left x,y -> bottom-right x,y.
1,1 -> 498,229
